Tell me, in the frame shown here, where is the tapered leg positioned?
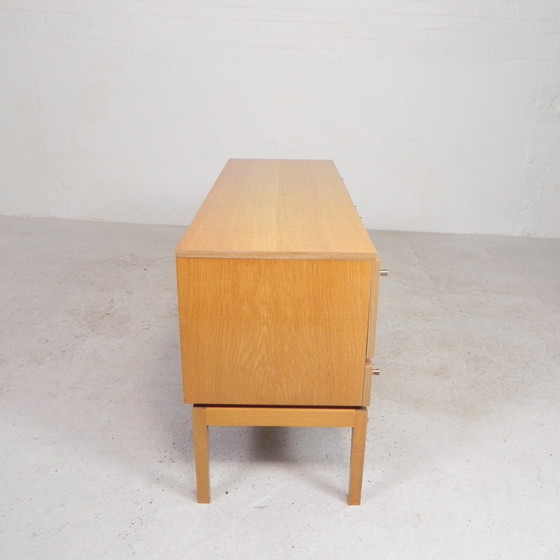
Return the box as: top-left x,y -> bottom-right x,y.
348,408 -> 368,505
192,406 -> 210,503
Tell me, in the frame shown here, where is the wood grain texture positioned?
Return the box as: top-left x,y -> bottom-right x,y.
176,159 -> 377,260
177,257 -> 373,406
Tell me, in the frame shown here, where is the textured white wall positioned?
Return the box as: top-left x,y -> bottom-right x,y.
1,1 -> 559,236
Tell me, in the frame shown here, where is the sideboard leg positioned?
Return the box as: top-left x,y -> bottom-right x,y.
348,407 -> 368,505
192,406 -> 211,503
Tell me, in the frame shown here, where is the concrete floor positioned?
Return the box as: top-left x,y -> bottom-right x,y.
1,215 -> 559,559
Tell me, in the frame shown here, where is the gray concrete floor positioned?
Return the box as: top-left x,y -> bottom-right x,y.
1,215 -> 559,559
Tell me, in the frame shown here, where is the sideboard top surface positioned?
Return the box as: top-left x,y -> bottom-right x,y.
176,159 -> 377,260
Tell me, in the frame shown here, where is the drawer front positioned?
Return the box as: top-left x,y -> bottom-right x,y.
362,260 -> 380,406
177,257 -> 373,406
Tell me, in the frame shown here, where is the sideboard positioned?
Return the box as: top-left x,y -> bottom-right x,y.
176,159 -> 382,504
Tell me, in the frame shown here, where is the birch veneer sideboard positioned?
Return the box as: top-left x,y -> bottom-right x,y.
176,159 -> 381,505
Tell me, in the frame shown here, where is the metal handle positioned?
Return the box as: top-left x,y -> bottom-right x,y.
372,369 -> 380,376
380,269 -> 388,277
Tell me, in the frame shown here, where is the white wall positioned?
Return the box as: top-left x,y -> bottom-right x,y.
1,0 -> 559,237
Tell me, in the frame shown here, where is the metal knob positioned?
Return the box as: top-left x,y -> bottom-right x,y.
380,269 -> 388,277
372,369 -> 380,376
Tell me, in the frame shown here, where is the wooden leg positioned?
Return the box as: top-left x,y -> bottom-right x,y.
192,406 -> 210,503
348,408 -> 368,505
191,405 -> 368,504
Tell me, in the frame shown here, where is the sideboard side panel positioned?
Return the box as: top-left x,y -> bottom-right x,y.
177,257 -> 372,406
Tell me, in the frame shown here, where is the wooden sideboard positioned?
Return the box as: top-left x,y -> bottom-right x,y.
176,159 -> 381,505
